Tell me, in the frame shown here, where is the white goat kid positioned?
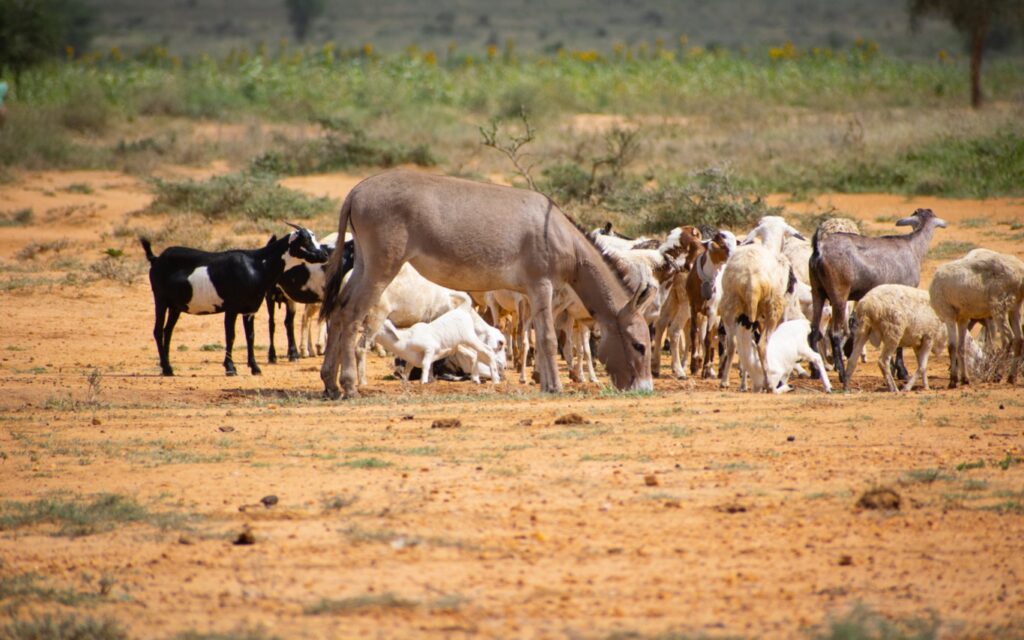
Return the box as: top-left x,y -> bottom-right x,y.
375,306 -> 502,385
737,319 -> 832,393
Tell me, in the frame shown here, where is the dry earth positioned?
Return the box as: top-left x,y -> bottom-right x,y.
1,169 -> 1023,639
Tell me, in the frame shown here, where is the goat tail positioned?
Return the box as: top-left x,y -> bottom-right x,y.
319,193 -> 353,323
139,237 -> 156,263
810,226 -> 822,257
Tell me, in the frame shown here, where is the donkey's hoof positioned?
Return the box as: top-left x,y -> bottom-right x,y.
225,369 -> 238,377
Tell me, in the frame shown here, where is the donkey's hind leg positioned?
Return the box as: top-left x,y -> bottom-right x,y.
321,260 -> 398,399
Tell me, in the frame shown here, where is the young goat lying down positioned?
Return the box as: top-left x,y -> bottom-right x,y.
375,305 -> 503,384
737,318 -> 832,393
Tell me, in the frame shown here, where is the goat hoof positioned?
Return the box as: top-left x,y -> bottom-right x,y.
251,367 -> 262,376
288,354 -> 299,362
267,354 -> 277,364
323,387 -> 342,400
161,368 -> 174,377
225,369 -> 238,377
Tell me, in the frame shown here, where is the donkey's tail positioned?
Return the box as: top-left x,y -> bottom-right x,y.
319,193 -> 353,323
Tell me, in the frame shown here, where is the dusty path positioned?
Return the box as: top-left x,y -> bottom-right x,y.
1,172 -> 1022,639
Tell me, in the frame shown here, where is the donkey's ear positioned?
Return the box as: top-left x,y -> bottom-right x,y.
622,284 -> 656,318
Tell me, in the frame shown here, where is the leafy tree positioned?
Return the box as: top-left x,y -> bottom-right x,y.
0,0 -> 94,75
284,0 -> 326,42
909,0 -> 1024,108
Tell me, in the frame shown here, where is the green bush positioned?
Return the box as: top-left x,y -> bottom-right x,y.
250,127 -> 437,176
148,172 -> 337,221
621,168 -> 781,233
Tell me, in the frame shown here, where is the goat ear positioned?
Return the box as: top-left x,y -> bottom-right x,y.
602,221 -> 613,234
934,217 -> 948,228
895,216 -> 919,229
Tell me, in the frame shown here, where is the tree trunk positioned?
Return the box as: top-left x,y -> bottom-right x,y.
969,25 -> 986,109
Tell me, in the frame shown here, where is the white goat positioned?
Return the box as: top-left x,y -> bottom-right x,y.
450,310 -> 508,381
375,306 -> 502,385
737,318 -> 832,393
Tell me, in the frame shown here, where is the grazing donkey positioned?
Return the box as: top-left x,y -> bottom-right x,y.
141,225 -> 328,376
319,170 -> 656,399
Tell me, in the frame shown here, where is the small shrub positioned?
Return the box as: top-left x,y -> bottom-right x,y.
147,172 -> 336,222
927,241 -> 977,260
0,208 -> 33,227
809,604 -> 939,640
250,129 -> 437,176
16,239 -> 70,261
627,167 -> 782,234
304,593 -> 417,615
0,494 -> 149,537
0,614 -> 127,640
89,256 -> 146,285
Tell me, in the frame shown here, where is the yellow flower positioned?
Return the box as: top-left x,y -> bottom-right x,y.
423,50 -> 437,65
362,42 -> 374,57
486,44 -> 497,60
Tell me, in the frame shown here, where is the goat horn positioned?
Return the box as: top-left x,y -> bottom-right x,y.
285,221 -> 302,231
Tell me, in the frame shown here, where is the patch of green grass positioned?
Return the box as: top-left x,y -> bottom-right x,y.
995,453 -> 1023,471
250,119 -> 436,175
959,217 -> 990,228
979,500 -> 1024,515
147,172 -> 337,222
955,459 -> 984,472
336,457 -> 393,469
580,453 -> 630,462
0,493 -> 186,537
0,573 -> 110,610
927,241 -> 978,260
199,343 -> 224,352
304,592 -> 418,616
0,614 -> 127,640
772,127 -> 1024,199
809,603 -> 939,640
64,183 -> 95,195
0,208 -> 33,227
900,469 -> 949,485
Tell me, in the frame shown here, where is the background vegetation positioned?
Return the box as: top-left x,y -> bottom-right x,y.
0,2 -> 1021,233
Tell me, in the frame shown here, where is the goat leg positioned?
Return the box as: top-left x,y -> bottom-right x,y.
830,332 -> 847,387
266,293 -> 278,364
284,301 -> 300,361
223,312 -> 238,376
892,346 -> 909,382
243,313 -> 261,375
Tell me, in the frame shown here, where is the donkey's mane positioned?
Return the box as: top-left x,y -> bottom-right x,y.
564,216 -> 639,293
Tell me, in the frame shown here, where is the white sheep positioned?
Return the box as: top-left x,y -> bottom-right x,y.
718,244 -> 795,390
743,215 -> 805,254
929,249 -> 1024,387
737,318 -> 832,393
375,305 -> 502,385
845,284 -> 975,392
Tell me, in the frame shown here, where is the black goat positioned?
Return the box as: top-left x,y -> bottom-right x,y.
140,225 -> 328,376
267,236 -> 355,362
808,208 -> 947,388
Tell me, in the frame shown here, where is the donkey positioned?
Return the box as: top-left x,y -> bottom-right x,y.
141,225 -> 328,377
319,170 -> 656,399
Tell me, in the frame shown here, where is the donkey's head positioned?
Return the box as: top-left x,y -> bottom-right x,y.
597,285 -> 656,392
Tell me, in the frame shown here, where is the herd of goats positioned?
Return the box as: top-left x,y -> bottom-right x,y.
140,170 -> 1024,398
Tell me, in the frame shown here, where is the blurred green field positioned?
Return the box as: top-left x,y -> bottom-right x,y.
85,0 -> 991,59
2,38 -> 1022,235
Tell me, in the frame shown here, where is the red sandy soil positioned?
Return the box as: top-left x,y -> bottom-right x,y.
0,170 -> 1022,639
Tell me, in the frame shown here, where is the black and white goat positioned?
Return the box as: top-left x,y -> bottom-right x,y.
140,224 -> 328,376
266,234 -> 355,363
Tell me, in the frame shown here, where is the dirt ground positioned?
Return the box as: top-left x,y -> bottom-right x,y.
1,169 -> 1023,639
